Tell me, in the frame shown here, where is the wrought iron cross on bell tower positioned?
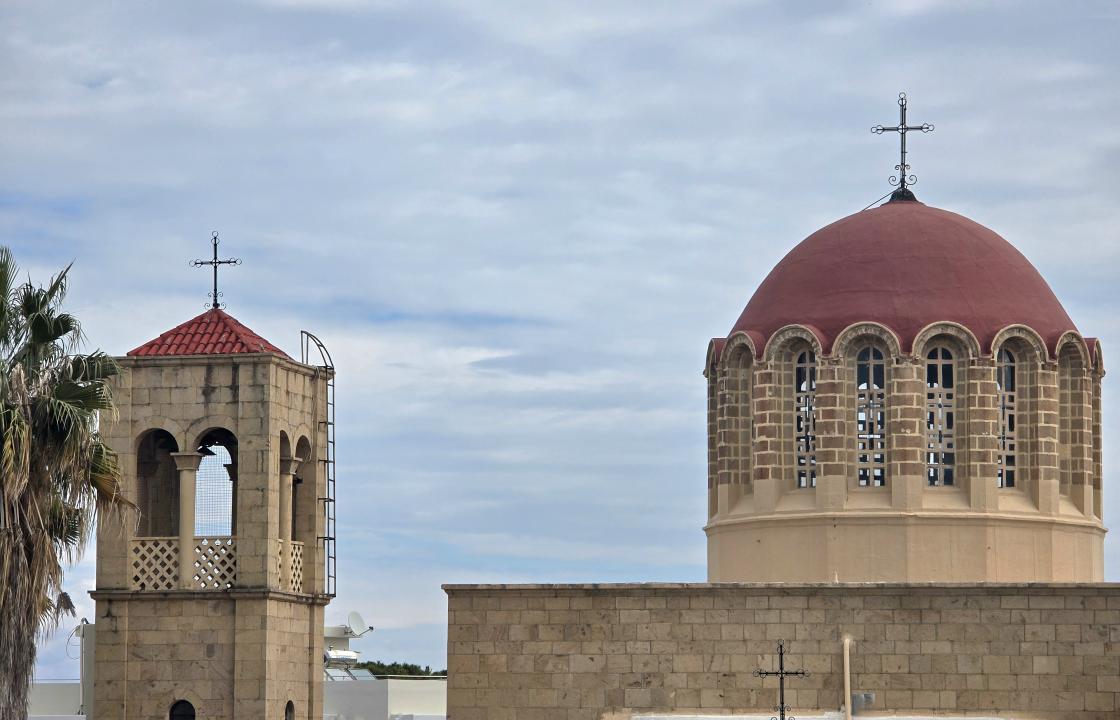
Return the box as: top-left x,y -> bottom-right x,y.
871,92 -> 934,193
191,231 -> 242,308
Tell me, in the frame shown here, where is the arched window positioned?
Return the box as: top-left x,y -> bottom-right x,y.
1058,343 -> 1089,497
717,346 -> 753,494
794,349 -> 817,488
195,428 -> 238,537
925,346 -> 956,486
285,700 -> 296,720
294,436 -> 313,541
136,429 -> 180,537
170,700 -> 196,720
996,348 -> 1017,488
856,346 -> 887,487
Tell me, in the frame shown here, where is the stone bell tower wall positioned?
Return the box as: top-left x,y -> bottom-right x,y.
93,351 -> 332,720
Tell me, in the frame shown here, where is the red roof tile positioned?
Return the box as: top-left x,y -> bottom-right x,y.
127,308 -> 290,358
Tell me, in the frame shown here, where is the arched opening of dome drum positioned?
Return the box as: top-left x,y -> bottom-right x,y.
1058,343 -> 1092,503
793,348 -> 817,489
996,348 -> 1018,489
715,345 -> 754,509
856,346 -> 887,487
925,345 -> 957,487
995,338 -> 1041,493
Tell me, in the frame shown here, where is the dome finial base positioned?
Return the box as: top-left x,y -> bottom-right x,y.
889,187 -> 918,202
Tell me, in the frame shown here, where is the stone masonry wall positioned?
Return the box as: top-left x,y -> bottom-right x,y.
445,583 -> 1120,720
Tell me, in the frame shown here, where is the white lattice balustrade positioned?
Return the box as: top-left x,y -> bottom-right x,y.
130,538 -> 178,591
192,536 -> 237,589
289,541 -> 304,593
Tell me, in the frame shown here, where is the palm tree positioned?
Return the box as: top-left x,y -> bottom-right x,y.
0,248 -> 128,720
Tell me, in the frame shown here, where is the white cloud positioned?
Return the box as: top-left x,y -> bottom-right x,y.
1,0 -> 1117,677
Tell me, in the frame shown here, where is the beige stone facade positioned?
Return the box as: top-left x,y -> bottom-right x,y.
92,351 -> 333,719
705,324 -> 1106,583
444,583 -> 1120,720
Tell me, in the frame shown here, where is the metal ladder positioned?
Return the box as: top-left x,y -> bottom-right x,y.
301,331 -> 337,597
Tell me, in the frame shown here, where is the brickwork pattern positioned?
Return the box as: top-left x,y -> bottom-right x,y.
705,328 -> 1105,583
446,584 -> 1120,720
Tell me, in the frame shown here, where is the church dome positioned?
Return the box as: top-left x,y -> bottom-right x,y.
730,197 -> 1077,355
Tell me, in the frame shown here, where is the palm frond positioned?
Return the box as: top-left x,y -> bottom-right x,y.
0,248 -> 126,718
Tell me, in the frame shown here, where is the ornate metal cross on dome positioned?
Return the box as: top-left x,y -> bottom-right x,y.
871,91 -> 934,192
191,231 -> 242,309
754,641 -> 809,720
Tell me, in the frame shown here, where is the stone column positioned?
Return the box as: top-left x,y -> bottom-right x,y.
752,362 -> 782,513
890,357 -> 924,511
1069,368 -> 1095,516
966,359 -> 999,511
171,452 -> 203,590
1034,364 -> 1060,515
814,357 -> 846,510
716,362 -> 751,515
226,461 -> 239,536
279,455 -> 302,591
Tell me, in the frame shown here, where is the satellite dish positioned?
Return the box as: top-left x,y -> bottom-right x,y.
347,611 -> 370,637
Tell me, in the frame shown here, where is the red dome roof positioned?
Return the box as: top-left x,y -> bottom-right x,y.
730,198 -> 1077,355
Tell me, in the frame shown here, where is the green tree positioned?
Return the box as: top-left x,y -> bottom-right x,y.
355,660 -> 447,677
0,249 -> 128,720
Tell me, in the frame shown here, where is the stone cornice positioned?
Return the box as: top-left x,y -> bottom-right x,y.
442,581 -> 1120,591
90,588 -> 332,605
114,352 -> 334,379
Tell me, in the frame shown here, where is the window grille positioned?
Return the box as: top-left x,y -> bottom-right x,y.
795,349 -> 817,489
997,348 -> 1017,488
925,346 -> 956,486
196,444 -> 233,536
856,346 -> 887,487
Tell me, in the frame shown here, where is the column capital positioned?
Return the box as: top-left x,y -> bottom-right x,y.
170,451 -> 204,472
279,455 -> 304,476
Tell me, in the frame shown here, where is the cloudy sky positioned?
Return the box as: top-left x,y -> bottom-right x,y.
4,0 -> 1118,678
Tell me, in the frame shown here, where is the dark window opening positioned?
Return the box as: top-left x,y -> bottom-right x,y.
997,348 -> 1017,488
170,700 -> 196,720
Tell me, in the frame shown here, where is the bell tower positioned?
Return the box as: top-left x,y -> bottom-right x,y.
91,307 -> 336,720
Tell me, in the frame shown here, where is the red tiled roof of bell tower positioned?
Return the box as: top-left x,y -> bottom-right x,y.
127,308 -> 290,358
